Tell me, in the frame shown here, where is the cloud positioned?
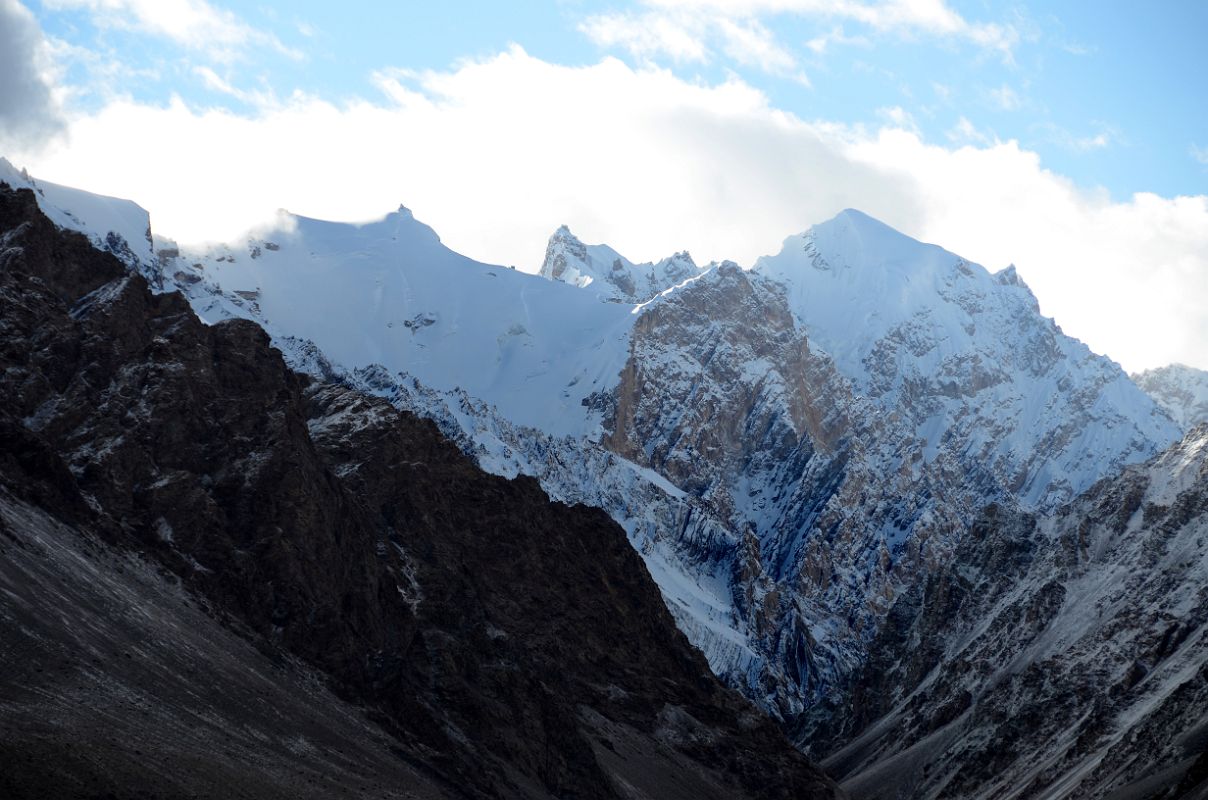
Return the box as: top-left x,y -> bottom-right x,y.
1032,121 -> 1117,153
580,0 -> 1016,79
946,115 -> 992,145
579,9 -> 806,81
987,83 -> 1021,111
1191,144 -> 1208,167
41,0 -> 299,62
878,105 -> 917,131
0,0 -> 65,150
9,47 -> 1206,372
644,0 -> 1019,58
578,11 -> 709,64
805,25 -> 870,55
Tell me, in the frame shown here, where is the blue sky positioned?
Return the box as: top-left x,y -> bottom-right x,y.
27,0 -> 1208,200
1,0 -> 1206,370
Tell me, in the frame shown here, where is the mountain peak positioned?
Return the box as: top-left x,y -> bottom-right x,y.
537,225 -> 704,302
540,224 -> 592,286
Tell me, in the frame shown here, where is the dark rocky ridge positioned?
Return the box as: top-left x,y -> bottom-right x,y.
0,182 -> 841,799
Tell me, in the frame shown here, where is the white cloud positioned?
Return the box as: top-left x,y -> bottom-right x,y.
41,0 -> 299,62
1191,143 -> 1208,167
10,47 -> 1206,372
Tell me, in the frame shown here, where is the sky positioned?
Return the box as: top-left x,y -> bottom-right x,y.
0,0 -> 1205,372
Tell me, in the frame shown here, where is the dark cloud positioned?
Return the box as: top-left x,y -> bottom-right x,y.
0,0 -> 65,150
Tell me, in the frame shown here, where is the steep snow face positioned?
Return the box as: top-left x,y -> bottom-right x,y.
172,209 -> 634,437
755,209 -> 1180,509
0,157 -> 156,278
1134,363 -> 1208,433
539,224 -> 703,303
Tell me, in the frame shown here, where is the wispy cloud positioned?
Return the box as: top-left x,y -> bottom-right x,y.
987,83 -> 1021,111
646,0 -> 1019,59
579,11 -> 709,64
946,116 -> 993,146
580,9 -> 808,83
581,0 -> 1018,81
804,25 -> 870,55
41,0 -> 300,62
878,105 -> 918,132
1191,144 -> 1208,168
193,66 -> 277,107
1033,121 -> 1118,153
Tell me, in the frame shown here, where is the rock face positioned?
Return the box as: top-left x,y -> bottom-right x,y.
0,180 -> 841,799
1134,363 -> 1208,433
821,425 -> 1208,799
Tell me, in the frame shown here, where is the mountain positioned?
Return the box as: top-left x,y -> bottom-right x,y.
0,178 -> 841,797
1134,363 -> 1208,433
755,209 -> 1178,510
822,423 -> 1208,798
0,157 -> 157,280
540,224 -> 704,303
5,160 -> 1200,798
153,188 -> 1176,734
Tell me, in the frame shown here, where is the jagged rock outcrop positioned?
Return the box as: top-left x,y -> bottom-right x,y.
0,180 -> 842,799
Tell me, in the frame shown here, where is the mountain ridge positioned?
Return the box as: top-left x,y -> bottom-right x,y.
5,159 -> 1204,798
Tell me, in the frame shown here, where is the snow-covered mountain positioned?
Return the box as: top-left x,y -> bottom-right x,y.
755,209 -> 1178,510
1134,363 -> 1208,433
6,159 -> 1200,796
540,224 -> 704,303
0,157 -> 157,280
